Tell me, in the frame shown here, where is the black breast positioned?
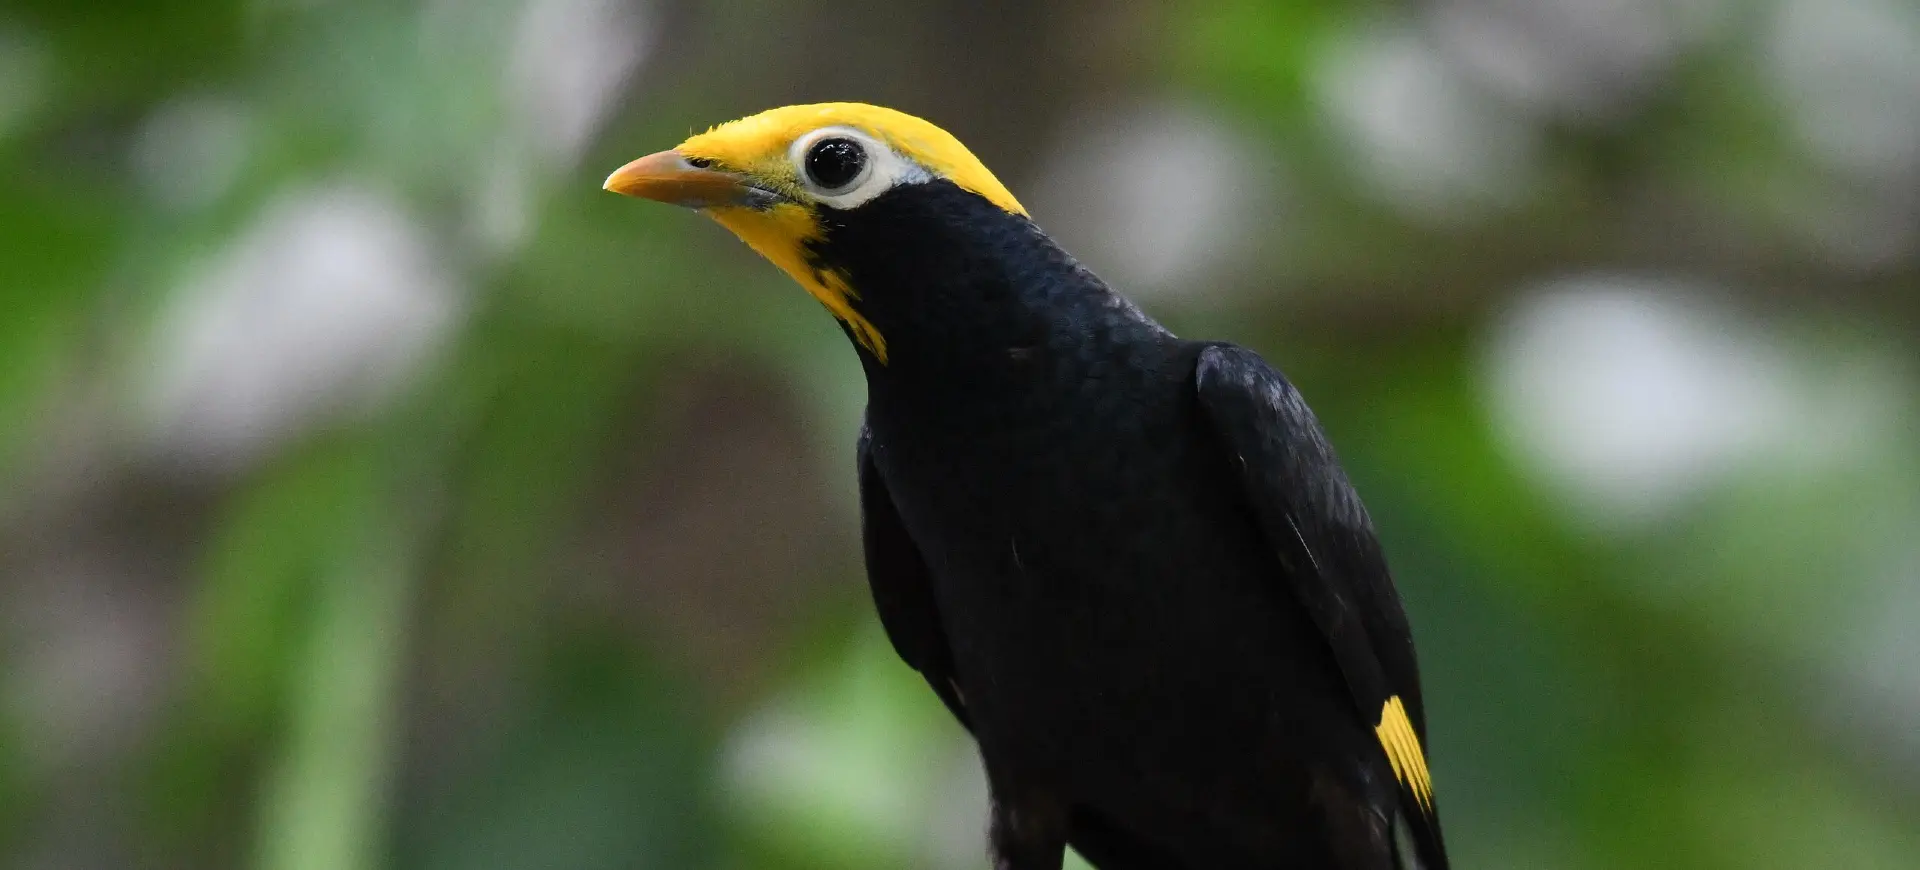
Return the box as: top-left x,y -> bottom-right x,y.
821,180 -> 1360,864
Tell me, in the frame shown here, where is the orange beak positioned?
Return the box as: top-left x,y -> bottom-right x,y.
602,150 -> 766,209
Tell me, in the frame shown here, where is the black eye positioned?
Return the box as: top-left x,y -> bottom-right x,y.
805,137 -> 868,191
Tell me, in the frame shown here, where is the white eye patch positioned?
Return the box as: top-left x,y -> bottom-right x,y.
788,126 -> 932,210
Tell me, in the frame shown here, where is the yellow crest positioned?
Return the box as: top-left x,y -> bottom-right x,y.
677,103 -> 1026,217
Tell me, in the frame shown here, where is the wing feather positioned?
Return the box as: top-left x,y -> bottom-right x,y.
1193,344 -> 1447,869
857,421 -> 969,730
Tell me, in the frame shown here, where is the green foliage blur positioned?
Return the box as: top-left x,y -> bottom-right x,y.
2,1 -> 1918,868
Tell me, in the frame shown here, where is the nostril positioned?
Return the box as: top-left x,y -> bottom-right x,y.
685,155 -> 716,169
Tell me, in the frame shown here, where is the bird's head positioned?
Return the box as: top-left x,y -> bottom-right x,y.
603,103 -> 1028,364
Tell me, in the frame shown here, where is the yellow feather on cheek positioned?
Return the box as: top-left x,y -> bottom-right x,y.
706,202 -> 888,362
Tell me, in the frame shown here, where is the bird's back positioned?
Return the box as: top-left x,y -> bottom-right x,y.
864,334 -> 1395,867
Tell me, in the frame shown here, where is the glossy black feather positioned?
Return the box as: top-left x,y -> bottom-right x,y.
858,421 -> 970,730
818,179 -> 1447,870
1194,345 -> 1447,868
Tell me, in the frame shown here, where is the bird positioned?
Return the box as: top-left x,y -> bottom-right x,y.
603,103 -> 1448,870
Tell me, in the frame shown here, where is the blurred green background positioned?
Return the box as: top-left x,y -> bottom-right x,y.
3,1 -> 1919,868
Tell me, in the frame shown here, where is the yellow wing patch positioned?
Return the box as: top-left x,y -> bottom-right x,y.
1375,696 -> 1435,813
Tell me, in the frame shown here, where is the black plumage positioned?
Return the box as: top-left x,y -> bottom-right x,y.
818,179 -> 1448,870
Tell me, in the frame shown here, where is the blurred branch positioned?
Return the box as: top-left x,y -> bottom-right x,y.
1249,200 -> 1920,343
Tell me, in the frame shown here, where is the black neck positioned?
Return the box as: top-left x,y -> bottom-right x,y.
810,180 -> 1164,396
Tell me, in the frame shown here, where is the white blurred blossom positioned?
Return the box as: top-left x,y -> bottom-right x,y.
1029,100 -> 1279,302
1759,0 -> 1920,267
1426,0 -> 1726,123
1316,23 -> 1537,220
1483,279 -> 1797,527
1764,0 -> 1920,187
1485,277 -> 1912,530
464,0 -> 649,257
507,0 -> 650,167
722,627 -> 981,870
143,183 -> 463,470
